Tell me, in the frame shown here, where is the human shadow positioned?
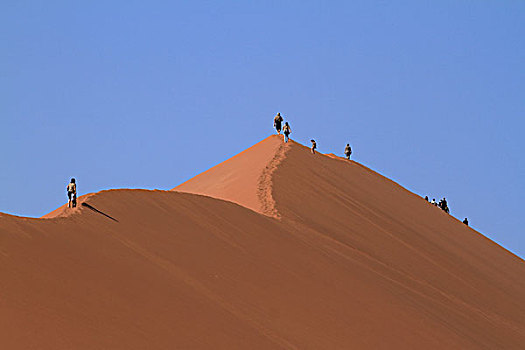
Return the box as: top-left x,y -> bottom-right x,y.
81,202 -> 119,222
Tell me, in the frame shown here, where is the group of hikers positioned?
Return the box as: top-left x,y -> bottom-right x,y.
424,195 -> 468,225
425,196 -> 450,213
66,114 -> 351,210
64,116 -> 469,229
274,113 -> 352,159
274,112 -> 472,226
273,113 -> 292,143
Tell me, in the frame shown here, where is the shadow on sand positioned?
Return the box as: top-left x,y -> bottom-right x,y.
81,202 -> 119,222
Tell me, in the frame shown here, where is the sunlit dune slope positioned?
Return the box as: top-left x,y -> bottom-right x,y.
42,193 -> 95,218
1,135 -> 524,349
174,135 -> 284,214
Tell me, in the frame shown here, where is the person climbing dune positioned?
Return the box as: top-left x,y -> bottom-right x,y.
67,178 -> 77,208
344,144 -> 352,160
283,122 -> 291,143
311,140 -> 317,154
274,113 -> 283,134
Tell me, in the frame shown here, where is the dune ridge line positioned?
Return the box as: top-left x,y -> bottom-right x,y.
1,135 -> 524,349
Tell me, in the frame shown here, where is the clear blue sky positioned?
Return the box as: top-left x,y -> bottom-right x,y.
1,1 -> 524,258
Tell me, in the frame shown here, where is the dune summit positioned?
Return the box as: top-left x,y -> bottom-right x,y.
1,135 -> 524,349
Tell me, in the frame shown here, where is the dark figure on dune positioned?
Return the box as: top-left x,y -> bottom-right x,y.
463,218 -> 469,226
438,198 -> 450,214
67,178 -> 77,208
274,113 -> 283,134
344,144 -> 352,160
442,198 -> 449,213
283,122 -> 291,143
311,140 -> 317,154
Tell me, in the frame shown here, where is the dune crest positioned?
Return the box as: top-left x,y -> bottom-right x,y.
1,135 -> 524,349
256,140 -> 289,218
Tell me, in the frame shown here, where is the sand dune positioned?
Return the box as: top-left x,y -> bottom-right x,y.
1,135 -> 524,349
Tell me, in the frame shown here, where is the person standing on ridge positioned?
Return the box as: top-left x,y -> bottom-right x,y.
67,178 -> 77,208
442,197 -> 450,213
310,139 -> 317,154
463,218 -> 469,226
283,122 -> 291,143
344,144 -> 352,160
437,197 -> 450,213
274,113 -> 283,134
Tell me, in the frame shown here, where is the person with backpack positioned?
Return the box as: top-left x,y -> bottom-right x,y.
310,140 -> 317,154
463,218 -> 469,226
67,178 -> 77,208
344,144 -> 352,160
273,113 -> 283,134
283,122 -> 291,142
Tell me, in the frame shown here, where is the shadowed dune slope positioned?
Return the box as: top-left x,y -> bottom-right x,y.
270,141 -> 525,348
1,136 -> 524,349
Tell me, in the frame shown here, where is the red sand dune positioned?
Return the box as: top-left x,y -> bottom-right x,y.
1,135 -> 524,349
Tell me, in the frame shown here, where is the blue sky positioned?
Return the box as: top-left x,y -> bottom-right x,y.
1,1 -> 524,258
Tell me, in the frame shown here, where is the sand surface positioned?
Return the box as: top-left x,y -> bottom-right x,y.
1,135 -> 524,349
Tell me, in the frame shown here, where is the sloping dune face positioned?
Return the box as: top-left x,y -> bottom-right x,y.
1,136 -> 524,349
269,141 -> 525,348
174,135 -> 285,215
